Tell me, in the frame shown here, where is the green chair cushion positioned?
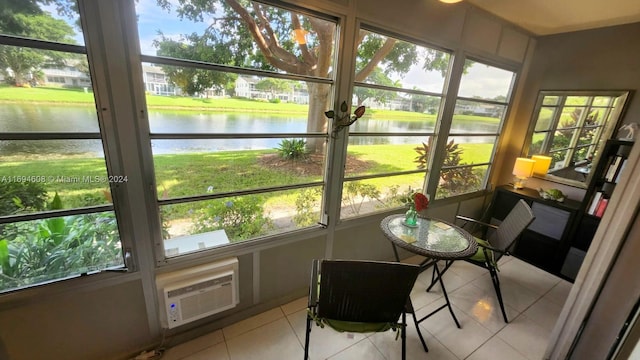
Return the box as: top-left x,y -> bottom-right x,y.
469,238 -> 497,268
323,319 -> 394,333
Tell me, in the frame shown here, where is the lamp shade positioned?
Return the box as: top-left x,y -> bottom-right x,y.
531,155 -> 552,175
512,158 -> 535,178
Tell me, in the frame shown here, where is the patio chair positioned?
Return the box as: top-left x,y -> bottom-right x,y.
430,199 -> 535,323
304,259 -> 421,360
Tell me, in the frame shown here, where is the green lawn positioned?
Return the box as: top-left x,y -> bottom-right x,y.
0,85 -> 500,123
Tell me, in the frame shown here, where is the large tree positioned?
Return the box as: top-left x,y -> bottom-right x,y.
155,0 -> 451,152
0,1 -> 77,86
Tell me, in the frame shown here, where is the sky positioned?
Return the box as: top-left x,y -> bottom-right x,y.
43,0 -> 515,100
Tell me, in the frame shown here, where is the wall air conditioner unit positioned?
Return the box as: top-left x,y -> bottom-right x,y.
156,257 -> 239,329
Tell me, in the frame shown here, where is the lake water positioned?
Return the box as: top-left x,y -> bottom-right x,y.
0,104 -> 496,156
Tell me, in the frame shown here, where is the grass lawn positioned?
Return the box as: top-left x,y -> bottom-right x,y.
1,143 -> 494,215
0,85 -> 500,124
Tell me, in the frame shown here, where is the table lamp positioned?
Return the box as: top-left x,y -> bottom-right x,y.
531,155 -> 552,176
512,157 -> 535,189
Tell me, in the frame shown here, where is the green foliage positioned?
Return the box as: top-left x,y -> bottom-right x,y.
414,139 -> 483,198
342,182 -> 382,215
269,98 -> 281,104
293,188 -> 322,227
0,212 -> 121,291
0,11 -> 76,86
191,197 -> 273,242
276,139 -> 307,159
276,139 -> 307,160
0,181 -> 48,216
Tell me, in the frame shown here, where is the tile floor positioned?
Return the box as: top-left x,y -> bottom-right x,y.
160,256 -> 572,360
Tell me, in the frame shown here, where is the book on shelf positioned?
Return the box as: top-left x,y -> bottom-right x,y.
594,198 -> 609,218
587,191 -> 603,215
614,159 -> 628,183
605,156 -> 623,182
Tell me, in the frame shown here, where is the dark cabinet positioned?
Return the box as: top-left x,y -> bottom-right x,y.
487,186 -> 582,278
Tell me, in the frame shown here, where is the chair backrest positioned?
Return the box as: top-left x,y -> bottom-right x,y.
488,199 -> 535,253
317,260 -> 420,323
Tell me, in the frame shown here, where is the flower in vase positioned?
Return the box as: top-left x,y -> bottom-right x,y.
413,192 -> 429,211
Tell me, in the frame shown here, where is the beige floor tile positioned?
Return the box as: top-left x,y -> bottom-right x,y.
162,330 -> 225,360
523,296 -> 563,332
417,301 -> 493,359
472,273 -> 540,313
446,260 -> 489,283
499,258 -> 561,296
466,336 -> 528,360
497,314 -> 553,360
370,328 -> 459,360
327,338 -> 386,360
287,309 -> 367,360
449,282 -> 519,333
281,296 -> 308,315
226,317 -> 303,360
222,307 -> 284,340
544,280 -> 573,306
181,342 -> 229,360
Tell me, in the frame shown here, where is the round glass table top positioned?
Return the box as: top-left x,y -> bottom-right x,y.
380,214 -> 477,260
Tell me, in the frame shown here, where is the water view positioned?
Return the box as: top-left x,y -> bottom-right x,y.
0,104 -> 497,156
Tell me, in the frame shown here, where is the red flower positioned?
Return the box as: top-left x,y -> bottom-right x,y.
413,193 -> 429,212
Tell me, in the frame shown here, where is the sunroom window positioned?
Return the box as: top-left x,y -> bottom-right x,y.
0,4 -> 124,292
341,29 -> 451,219
136,1 -> 337,258
436,59 -> 515,199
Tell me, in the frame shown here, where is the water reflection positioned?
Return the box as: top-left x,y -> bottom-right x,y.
1,105 -> 497,155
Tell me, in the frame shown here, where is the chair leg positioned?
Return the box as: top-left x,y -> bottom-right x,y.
488,267 -> 509,323
401,312 -> 407,360
408,300 -> 429,352
304,312 -> 312,359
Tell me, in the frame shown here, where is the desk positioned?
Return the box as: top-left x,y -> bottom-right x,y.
380,214 -> 477,330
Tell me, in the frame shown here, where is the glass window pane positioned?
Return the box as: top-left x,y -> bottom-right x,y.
551,128 -> 575,151
558,107 -> 584,129
1,140 -> 114,212
0,211 -> 122,291
346,136 -> 433,177
457,60 -> 514,101
542,96 -> 560,106
137,2 -> 335,78
0,45 -> 91,95
437,165 -> 487,199
452,100 -> 504,133
340,175 -> 425,219
566,96 -> 589,106
593,96 -> 613,106
355,30 -> 450,93
160,187 -> 323,248
534,107 -> 558,132
152,138 -> 325,198
0,2 -> 82,45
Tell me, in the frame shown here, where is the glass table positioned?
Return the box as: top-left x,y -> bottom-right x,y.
380,214 -> 478,333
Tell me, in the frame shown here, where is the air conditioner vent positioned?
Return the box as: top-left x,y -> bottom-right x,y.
156,257 -> 239,329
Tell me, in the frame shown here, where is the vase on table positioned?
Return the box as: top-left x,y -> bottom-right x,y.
405,205 -> 418,226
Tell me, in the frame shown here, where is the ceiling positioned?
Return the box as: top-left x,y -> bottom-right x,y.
465,0 -> 640,35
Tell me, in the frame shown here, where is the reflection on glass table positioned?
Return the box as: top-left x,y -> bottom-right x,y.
380,214 -> 477,342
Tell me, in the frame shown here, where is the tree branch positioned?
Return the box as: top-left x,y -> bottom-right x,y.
291,12 -> 316,68
354,38 -> 396,82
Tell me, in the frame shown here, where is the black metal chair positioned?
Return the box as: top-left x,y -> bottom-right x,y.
304,259 -> 421,360
429,199 -> 535,323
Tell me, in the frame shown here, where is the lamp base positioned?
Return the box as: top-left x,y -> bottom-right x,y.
513,177 -> 527,189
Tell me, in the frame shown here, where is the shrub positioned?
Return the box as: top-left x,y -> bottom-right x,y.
191,196 -> 273,242
293,188 -> 322,227
276,139 -> 307,160
0,182 -> 48,216
269,98 -> 281,103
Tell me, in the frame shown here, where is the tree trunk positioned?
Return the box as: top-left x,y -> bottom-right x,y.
306,82 -> 331,153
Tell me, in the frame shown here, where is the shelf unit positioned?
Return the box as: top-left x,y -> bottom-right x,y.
561,139 -> 635,278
